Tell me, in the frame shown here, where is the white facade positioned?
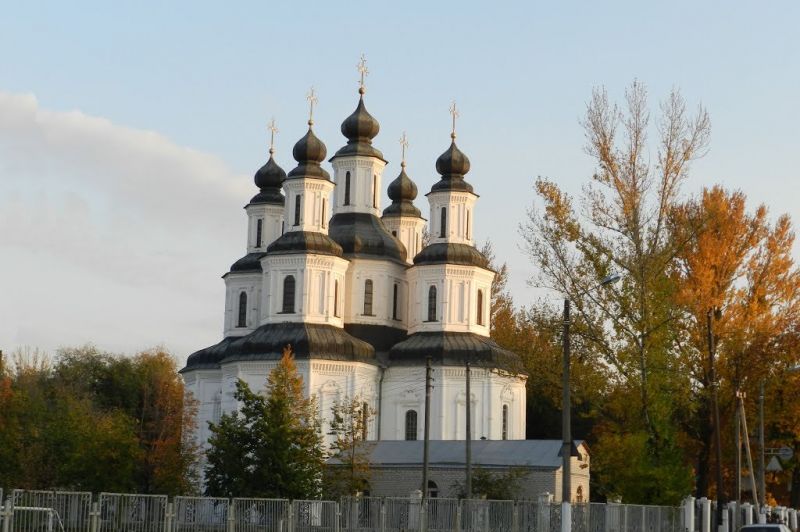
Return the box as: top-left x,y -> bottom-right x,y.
182,91 -> 528,479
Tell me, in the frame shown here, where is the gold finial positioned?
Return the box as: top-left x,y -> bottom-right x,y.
357,54 -> 369,95
449,101 -> 460,140
399,131 -> 409,168
306,86 -> 318,126
267,118 -> 278,155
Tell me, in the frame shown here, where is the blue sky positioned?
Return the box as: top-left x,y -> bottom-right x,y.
1,1 -> 798,362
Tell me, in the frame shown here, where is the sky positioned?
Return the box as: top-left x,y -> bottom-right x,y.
1,1 -> 798,366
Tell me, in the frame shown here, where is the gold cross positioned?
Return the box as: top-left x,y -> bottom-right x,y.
267,118 -> 278,154
399,131 -> 409,166
357,54 -> 369,91
449,101 -> 460,139
306,87 -> 318,124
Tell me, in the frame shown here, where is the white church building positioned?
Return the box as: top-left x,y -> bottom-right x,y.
180,72 -> 529,471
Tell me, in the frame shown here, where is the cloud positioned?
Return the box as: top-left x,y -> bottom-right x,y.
0,91 -> 257,360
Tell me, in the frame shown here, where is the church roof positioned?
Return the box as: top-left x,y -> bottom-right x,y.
250,154 -> 286,205
413,243 -> 490,268
328,212 -> 407,263
328,440 -> 587,469
388,331 -> 523,374
181,322 -> 377,371
266,231 -> 343,257
287,125 -> 331,181
430,136 -> 474,193
382,165 -> 422,218
227,251 -> 266,274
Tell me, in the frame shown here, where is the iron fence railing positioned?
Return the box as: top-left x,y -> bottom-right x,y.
1,489 -> 791,532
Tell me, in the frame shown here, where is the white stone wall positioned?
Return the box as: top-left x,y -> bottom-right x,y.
245,203 -> 284,252
380,365 -> 526,441
406,264 -> 494,335
222,272 -> 262,337
382,215 -> 427,265
426,190 -> 478,246
343,258 -> 408,327
259,254 -> 349,326
282,178 -> 335,234
331,155 -> 387,216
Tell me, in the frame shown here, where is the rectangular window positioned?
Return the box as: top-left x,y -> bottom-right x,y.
256,219 -> 263,247
392,283 -> 399,320
294,195 -> 301,226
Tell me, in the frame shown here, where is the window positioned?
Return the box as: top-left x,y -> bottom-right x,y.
344,172 -> 351,205
281,220 -> 285,235
282,275 -> 296,313
255,219 -> 263,247
361,402 -> 369,441
502,404 -> 509,440
440,207 -> 447,238
576,486 -> 584,503
405,410 -> 418,440
237,291 -> 247,327
392,230 -> 397,237
477,290 -> 484,326
466,210 -> 470,239
373,175 -> 378,208
363,279 -> 374,315
392,283 -> 399,320
333,280 -> 340,317
294,195 -> 301,226
427,286 -> 437,322
322,200 -> 326,229
427,480 -> 439,498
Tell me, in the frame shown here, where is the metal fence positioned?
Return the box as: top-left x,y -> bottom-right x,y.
0,489 -> 705,532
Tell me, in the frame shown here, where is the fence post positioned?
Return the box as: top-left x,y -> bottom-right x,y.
2,499 -> 11,532
288,501 -> 294,532
379,498 -> 386,532
683,496 -> 695,532
227,500 -> 235,532
420,499 -> 428,532
334,501 -> 341,532
512,501 -> 519,532
455,499 -> 461,532
164,501 -> 174,532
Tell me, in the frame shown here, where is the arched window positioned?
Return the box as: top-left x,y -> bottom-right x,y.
392,230 -> 397,237
427,480 -> 439,498
282,275 -> 295,313
466,210 -> 470,239
502,404 -> 509,440
392,283 -> 399,320
321,200 -> 326,229
373,175 -> 378,208
427,286 -> 437,322
281,220 -> 285,235
576,486 -> 584,503
255,218 -> 263,247
477,289 -> 484,326
294,195 -> 301,226
440,207 -> 447,238
344,172 -> 351,206
333,280 -> 340,317
237,291 -> 247,327
405,410 -> 418,440
363,279 -> 374,316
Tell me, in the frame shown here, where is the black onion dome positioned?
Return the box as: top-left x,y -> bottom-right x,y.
331,95 -> 385,161
266,231 -> 343,257
383,166 -> 422,218
431,138 -> 474,193
250,155 -> 286,204
287,126 -> 330,180
413,242 -> 490,269
328,212 -> 407,263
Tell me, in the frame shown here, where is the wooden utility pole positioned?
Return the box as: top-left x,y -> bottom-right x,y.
708,309 -> 724,527
422,356 -> 432,499
466,361 -> 472,499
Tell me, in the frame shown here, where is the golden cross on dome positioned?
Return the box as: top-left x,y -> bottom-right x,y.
267,118 -> 278,154
306,87 -> 318,124
357,54 -> 369,92
449,101 -> 460,139
399,131 -> 409,167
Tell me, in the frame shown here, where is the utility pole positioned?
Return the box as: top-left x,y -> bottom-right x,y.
561,299 -> 572,532
759,379 -> 766,507
422,356 -> 432,499
738,390 -> 761,517
466,361 -> 472,499
707,309 -> 724,527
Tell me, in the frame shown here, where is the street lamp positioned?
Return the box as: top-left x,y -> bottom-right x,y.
562,272 -> 621,532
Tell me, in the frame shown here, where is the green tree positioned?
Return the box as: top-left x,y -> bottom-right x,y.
451,467 -> 527,500
521,81 -> 710,504
325,395 -> 375,497
205,347 -> 324,499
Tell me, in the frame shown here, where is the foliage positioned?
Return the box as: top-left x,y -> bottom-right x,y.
324,395 -> 375,498
205,346 -> 324,499
451,467 -> 527,500
0,345 -> 199,494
